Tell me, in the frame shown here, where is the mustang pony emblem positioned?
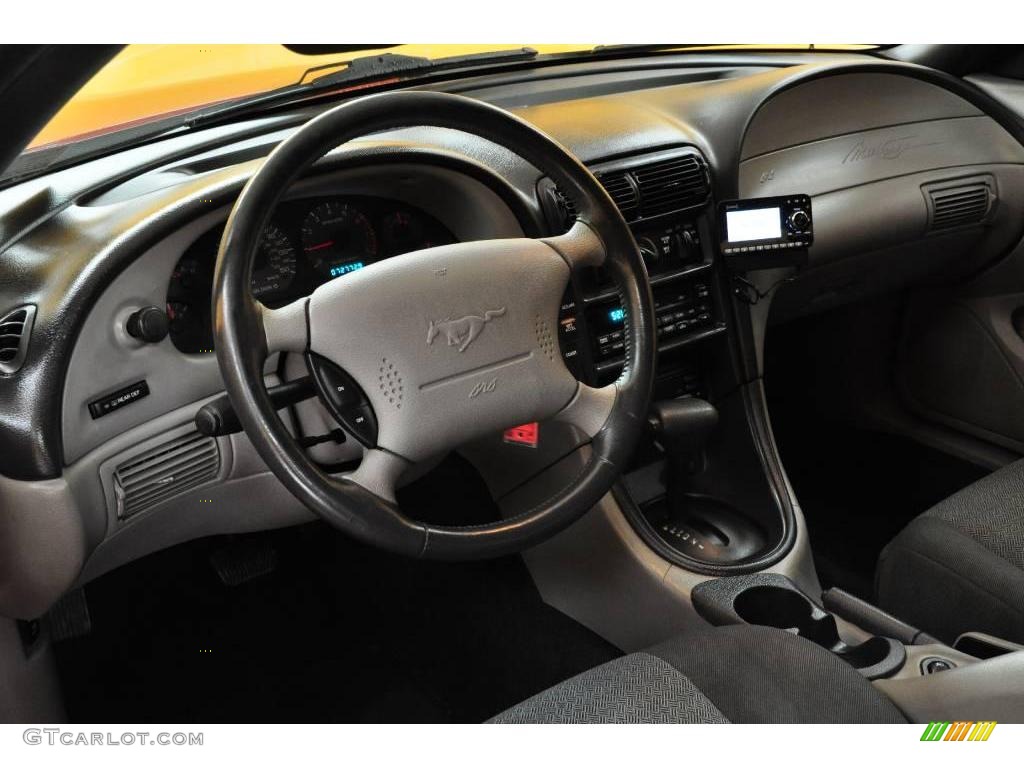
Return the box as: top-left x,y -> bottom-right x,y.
427,307 -> 506,352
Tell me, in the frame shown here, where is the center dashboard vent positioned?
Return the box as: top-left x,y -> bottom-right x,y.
112,430 -> 221,520
594,171 -> 640,219
924,178 -> 995,232
539,149 -> 709,231
632,154 -> 709,218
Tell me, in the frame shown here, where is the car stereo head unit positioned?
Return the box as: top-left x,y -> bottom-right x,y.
719,194 -> 813,269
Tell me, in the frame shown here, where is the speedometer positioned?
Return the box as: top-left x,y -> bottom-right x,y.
300,201 -> 378,278
251,223 -> 298,301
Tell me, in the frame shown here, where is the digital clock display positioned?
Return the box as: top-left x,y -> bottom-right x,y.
608,307 -> 626,325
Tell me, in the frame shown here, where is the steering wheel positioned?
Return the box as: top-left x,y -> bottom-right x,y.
213,91 -> 655,560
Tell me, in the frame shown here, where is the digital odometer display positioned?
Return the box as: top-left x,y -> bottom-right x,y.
725,207 -> 782,243
329,261 -> 366,278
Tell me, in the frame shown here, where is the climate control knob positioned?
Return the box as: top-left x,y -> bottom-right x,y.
675,228 -> 700,264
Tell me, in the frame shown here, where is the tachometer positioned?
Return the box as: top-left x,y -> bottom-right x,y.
380,210 -> 425,254
251,223 -> 298,301
300,201 -> 378,278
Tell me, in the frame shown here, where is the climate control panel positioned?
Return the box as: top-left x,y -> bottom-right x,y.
557,268 -> 723,388
635,222 -> 703,275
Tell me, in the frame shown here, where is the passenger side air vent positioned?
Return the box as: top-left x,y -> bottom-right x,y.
112,430 -> 220,520
633,155 -> 709,218
0,305 -> 36,375
595,171 -> 640,220
925,179 -> 995,232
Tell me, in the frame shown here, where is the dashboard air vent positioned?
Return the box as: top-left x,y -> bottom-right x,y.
0,305 -> 36,375
596,171 -> 640,220
537,151 -> 710,233
633,155 -> 709,218
113,430 -> 220,520
926,180 -> 994,231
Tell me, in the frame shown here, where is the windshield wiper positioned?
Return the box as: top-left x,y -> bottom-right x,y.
184,47 -> 539,130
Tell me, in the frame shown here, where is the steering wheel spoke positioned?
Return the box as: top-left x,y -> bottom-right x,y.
345,448 -> 410,503
261,298 -> 310,356
554,382 -> 618,439
542,219 -> 608,273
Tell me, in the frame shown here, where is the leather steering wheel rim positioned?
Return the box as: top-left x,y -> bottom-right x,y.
213,91 -> 655,560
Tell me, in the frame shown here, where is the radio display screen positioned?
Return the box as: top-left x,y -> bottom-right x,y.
725,207 -> 782,243
719,195 -> 813,269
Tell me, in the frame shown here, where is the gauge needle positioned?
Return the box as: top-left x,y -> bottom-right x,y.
304,240 -> 335,252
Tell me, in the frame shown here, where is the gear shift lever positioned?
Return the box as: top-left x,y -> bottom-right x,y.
642,397 -> 766,565
649,397 -> 719,475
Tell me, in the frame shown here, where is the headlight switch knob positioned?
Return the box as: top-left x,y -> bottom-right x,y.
126,305 -> 169,343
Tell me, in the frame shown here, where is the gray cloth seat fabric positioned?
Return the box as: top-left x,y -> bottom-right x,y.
877,458 -> 1024,645
489,624 -> 905,724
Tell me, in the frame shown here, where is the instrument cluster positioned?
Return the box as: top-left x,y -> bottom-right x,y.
167,195 -> 456,353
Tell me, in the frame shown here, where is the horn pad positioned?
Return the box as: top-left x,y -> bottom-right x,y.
307,237 -> 576,462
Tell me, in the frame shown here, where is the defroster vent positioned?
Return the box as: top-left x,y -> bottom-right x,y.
113,430 -> 220,520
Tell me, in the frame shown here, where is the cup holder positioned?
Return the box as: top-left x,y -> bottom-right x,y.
734,585 -> 840,648
693,575 -> 906,680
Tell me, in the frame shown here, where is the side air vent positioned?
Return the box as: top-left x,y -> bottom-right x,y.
925,179 -> 995,232
595,171 -> 640,220
112,431 -> 220,520
545,183 -> 577,230
633,155 -> 709,218
0,305 -> 36,375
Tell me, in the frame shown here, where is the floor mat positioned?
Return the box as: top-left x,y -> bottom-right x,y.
54,456 -> 620,723
764,299 -> 991,600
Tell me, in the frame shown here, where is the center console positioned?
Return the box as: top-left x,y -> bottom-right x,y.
692,573 -> 908,680
689,569 -> 1024,720
538,147 -> 795,576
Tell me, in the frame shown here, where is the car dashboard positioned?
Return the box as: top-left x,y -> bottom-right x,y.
3,51 -> 1024,620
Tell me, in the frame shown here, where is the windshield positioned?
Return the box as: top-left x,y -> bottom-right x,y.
30,44 -> 587,150
29,44 -> 876,153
